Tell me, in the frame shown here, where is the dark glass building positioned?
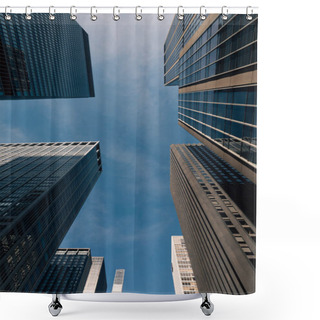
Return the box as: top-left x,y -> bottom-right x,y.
165,14 -> 257,182
0,13 -> 94,99
170,144 -> 256,294
0,141 -> 102,292
34,248 -> 107,294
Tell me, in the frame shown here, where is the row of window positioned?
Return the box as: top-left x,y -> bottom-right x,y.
179,112 -> 256,144
179,116 -> 256,164
179,103 -> 256,126
179,86 -> 257,105
164,15 -> 204,84
179,43 -> 257,87
180,17 -> 257,68
179,107 -> 256,140
180,14 -> 257,64
0,153 -> 100,291
182,145 -> 256,261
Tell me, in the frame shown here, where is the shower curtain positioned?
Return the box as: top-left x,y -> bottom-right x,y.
0,11 -> 257,297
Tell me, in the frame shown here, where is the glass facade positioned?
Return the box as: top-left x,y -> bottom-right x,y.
164,15 -> 204,86
0,14 -> 94,99
179,85 -> 257,164
34,248 -> 92,293
165,14 -> 258,178
0,142 -> 102,292
179,14 -> 257,87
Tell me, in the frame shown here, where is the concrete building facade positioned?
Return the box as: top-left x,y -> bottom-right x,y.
171,236 -> 198,294
170,144 -> 255,294
111,269 -> 125,293
83,256 -> 107,293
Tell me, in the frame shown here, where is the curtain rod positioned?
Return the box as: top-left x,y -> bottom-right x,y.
0,6 -> 259,15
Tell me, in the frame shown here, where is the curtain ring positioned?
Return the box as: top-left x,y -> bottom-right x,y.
25,6 -> 32,20
200,6 -> 207,20
90,6 -> 97,21
157,6 -> 164,21
5,6 -> 11,21
70,6 -> 77,20
177,6 -> 184,20
113,6 -> 120,21
135,6 -> 142,21
49,6 -> 55,21
246,6 -> 253,20
221,6 -> 228,20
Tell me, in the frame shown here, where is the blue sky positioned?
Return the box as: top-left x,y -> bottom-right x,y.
0,14 -> 197,294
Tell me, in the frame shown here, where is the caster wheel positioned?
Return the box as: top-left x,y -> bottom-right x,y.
48,300 -> 63,317
200,300 -> 214,316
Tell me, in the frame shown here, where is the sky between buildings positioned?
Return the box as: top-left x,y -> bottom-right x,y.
0,14 -> 197,294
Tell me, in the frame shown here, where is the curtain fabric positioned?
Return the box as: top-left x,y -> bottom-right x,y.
0,13 -> 257,296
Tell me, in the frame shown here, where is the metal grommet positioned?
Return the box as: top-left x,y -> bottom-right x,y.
49,6 -> 55,21
113,6 -> 120,21
135,6 -> 142,21
200,6 -> 207,20
5,6 -> 11,21
25,6 -> 32,20
246,6 -> 253,20
221,6 -> 228,20
177,6 -> 184,20
70,6 -> 77,20
157,6 -> 164,21
90,6 -> 97,21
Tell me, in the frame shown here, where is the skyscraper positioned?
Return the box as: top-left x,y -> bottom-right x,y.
170,144 -> 256,294
34,248 -> 107,294
0,141 -> 102,292
0,13 -> 94,99
165,14 -> 257,182
171,236 -> 198,294
83,256 -> 107,293
111,269 -> 125,293
164,15 -> 205,86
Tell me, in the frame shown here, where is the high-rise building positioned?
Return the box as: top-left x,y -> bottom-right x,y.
165,14 -> 257,182
0,13 -> 94,99
164,15 -> 205,86
0,141 -> 102,292
83,256 -> 107,293
111,269 -> 125,293
171,236 -> 198,294
34,249 -> 107,293
170,144 -> 256,294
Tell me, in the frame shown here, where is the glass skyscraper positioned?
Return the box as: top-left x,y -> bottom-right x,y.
34,248 -> 107,294
170,144 -> 256,294
0,13 -> 94,99
0,141 -> 102,292
164,14 -> 204,86
165,14 -> 257,182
